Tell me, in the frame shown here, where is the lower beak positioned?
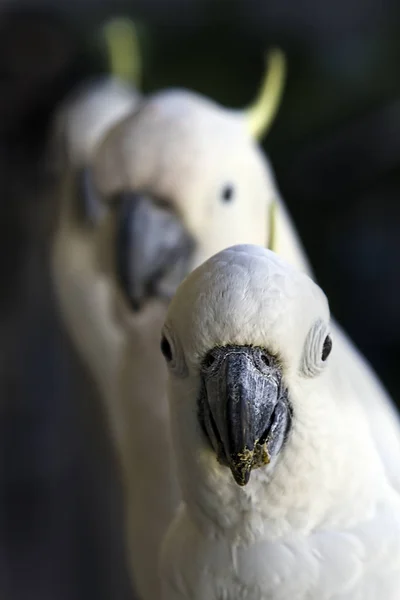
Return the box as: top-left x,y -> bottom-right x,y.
116,192 -> 195,310
201,346 -> 281,486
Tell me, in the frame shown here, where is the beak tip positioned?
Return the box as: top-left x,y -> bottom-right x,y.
231,465 -> 251,487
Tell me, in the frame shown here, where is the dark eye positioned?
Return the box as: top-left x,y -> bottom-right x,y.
321,335 -> 332,361
160,336 -> 173,362
221,184 -> 235,203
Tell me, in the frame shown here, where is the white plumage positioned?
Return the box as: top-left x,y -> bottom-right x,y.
160,244 -> 400,600
50,64 -> 400,600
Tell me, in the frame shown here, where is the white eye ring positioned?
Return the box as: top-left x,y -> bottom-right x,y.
300,319 -> 332,378
160,324 -> 188,378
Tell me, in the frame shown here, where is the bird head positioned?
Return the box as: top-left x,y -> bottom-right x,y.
162,244 -> 332,487
79,51 -> 287,311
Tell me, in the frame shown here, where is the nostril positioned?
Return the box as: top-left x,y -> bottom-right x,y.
203,352 -> 216,369
261,353 -> 270,367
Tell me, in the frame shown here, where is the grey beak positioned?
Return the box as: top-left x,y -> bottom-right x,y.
116,192 -> 195,310
200,346 -> 289,486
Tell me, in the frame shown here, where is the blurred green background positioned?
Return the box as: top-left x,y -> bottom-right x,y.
0,1 -> 400,598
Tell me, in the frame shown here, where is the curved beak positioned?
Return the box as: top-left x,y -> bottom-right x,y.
199,346 -> 290,486
116,192 -> 195,310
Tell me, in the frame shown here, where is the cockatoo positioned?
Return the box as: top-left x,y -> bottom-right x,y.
52,40 -> 400,600
160,243 -> 400,600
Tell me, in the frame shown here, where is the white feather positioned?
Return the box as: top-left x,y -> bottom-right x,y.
50,82 -> 400,600
161,245 -> 400,600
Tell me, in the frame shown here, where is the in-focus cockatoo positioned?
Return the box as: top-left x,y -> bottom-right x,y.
52,40 -> 400,600
160,243 -> 400,600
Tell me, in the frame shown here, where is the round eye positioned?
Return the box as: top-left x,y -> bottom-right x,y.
160,326 -> 188,378
160,335 -> 173,362
300,319 -> 332,378
321,335 -> 332,362
221,184 -> 235,203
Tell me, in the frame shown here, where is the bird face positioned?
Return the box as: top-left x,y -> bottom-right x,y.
161,244 -> 332,487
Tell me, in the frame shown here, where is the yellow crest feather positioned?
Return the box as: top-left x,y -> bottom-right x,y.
245,48 -> 287,140
102,17 -> 142,85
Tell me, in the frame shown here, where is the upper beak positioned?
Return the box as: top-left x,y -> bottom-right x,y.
200,346 -> 282,486
116,192 -> 195,310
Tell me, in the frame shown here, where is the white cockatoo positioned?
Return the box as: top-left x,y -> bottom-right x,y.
160,243 -> 400,600
51,40 -> 400,600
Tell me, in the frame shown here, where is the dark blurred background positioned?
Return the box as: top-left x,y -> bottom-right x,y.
0,0 -> 399,598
